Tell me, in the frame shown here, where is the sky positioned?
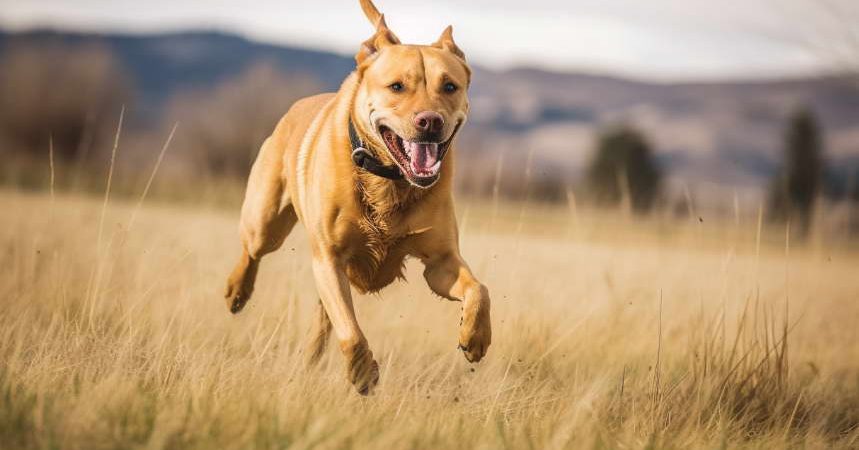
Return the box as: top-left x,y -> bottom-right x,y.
1,0 -> 856,81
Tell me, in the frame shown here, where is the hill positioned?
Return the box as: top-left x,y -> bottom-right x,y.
2,29 -> 858,202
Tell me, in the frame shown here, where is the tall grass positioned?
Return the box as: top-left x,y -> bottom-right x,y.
1,173 -> 859,448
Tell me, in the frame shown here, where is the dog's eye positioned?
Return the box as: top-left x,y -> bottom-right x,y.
389,82 -> 404,92
443,82 -> 458,93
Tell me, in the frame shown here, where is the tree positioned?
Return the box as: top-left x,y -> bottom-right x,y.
165,62 -> 322,178
768,106 -> 824,235
0,43 -> 132,161
585,124 -> 662,213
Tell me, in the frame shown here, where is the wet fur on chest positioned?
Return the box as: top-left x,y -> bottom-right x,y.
345,173 -> 425,293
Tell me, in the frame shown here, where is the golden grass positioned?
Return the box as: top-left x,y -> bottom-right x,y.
2,188 -> 859,449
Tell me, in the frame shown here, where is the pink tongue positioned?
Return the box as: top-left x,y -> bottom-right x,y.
406,142 -> 440,174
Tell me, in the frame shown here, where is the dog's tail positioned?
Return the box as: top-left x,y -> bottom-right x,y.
359,0 -> 382,26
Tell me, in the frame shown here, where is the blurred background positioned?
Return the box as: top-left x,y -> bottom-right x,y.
1,0 -> 858,236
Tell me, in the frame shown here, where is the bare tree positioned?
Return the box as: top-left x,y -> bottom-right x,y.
0,43 -> 132,162
165,62 -> 323,178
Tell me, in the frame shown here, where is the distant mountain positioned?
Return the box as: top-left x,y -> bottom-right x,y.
2,28 -> 858,201
0,29 -> 356,114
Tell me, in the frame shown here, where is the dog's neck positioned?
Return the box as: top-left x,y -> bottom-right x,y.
355,169 -> 425,220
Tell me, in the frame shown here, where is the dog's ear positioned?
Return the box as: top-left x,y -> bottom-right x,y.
356,14 -> 401,66
432,25 -> 465,60
359,0 -> 382,27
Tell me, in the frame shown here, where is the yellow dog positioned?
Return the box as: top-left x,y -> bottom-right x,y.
224,0 -> 491,394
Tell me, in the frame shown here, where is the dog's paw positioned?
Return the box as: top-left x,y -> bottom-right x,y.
459,326 -> 490,363
223,281 -> 251,314
459,300 -> 491,363
344,342 -> 380,395
353,360 -> 380,396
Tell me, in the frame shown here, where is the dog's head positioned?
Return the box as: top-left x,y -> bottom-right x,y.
352,0 -> 471,188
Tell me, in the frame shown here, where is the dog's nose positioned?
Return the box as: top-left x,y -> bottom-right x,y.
414,111 -> 444,134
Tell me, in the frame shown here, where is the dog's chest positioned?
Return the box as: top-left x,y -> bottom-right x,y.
344,208 -> 413,294
343,176 -> 428,293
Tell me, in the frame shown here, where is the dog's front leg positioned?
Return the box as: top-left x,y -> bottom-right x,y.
311,253 -> 379,394
423,252 -> 491,363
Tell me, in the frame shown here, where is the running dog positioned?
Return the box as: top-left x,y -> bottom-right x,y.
224,0 -> 490,394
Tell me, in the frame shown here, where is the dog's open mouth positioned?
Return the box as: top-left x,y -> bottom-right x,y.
379,126 -> 452,187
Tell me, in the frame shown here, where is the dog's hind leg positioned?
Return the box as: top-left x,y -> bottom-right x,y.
304,299 -> 333,366
224,136 -> 297,314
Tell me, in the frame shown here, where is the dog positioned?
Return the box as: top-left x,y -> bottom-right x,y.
223,0 -> 491,394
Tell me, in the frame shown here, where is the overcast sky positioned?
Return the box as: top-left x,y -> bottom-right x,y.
1,0 -> 856,80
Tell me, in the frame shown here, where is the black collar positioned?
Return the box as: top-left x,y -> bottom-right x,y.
349,118 -> 404,180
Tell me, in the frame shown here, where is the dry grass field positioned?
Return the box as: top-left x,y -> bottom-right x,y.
2,187 -> 859,449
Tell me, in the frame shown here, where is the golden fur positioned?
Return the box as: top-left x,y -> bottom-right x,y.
223,0 -> 491,394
